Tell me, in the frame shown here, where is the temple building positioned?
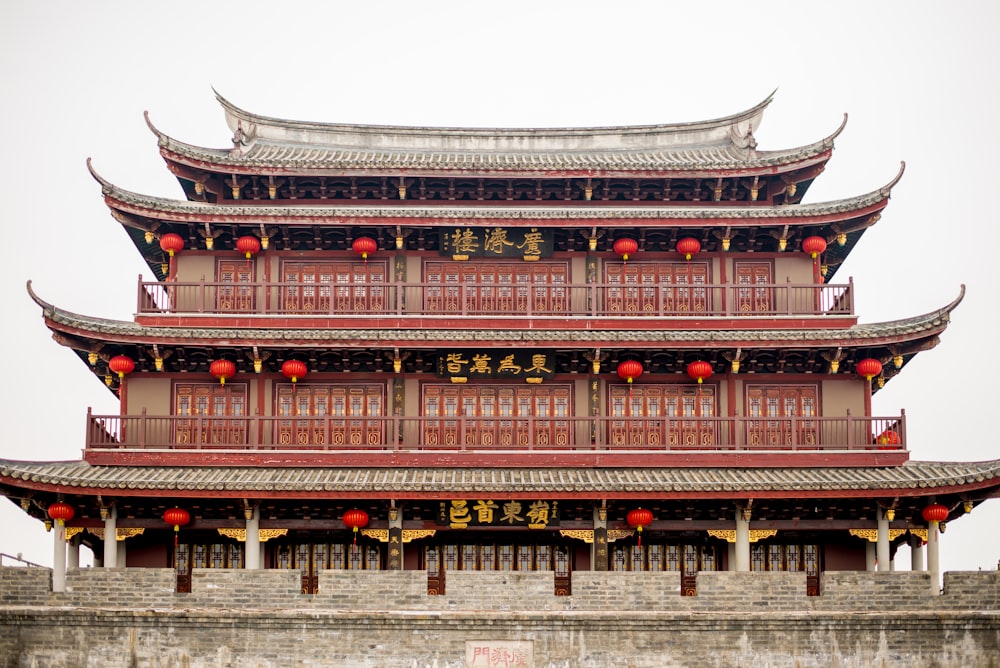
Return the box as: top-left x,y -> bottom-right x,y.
2,91 -> 998,599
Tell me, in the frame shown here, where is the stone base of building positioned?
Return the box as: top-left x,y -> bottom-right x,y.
2,568 -> 998,667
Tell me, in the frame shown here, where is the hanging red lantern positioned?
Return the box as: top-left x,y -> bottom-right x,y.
676,237 -> 701,261
235,235 -> 261,260
281,359 -> 308,383
163,507 -> 191,550
613,238 -> 639,263
159,233 -> 184,257
627,508 -> 653,547
108,354 -> 135,380
163,507 -> 191,532
342,509 -> 369,545
617,360 -> 643,384
921,503 -> 948,523
856,358 -> 883,382
352,236 -> 378,261
47,502 -> 75,527
686,360 -> 713,384
209,359 -> 236,385
802,236 -> 827,259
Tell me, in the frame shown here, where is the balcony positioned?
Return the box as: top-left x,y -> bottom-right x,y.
85,409 -> 905,468
137,279 -> 854,324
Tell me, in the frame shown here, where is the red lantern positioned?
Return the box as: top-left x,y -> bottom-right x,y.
236,235 -> 261,260
613,238 -> 639,263
281,359 -> 308,383
686,360 -> 713,384
159,233 -> 184,257
163,507 -> 191,549
922,503 -> 948,523
802,236 -> 827,259
856,358 -> 883,382
163,507 -> 191,532
627,508 -> 654,547
676,237 -> 701,261
47,502 -> 75,527
876,430 -> 900,449
617,360 -> 643,384
210,359 -> 236,385
343,509 -> 369,545
108,354 -> 135,380
352,236 -> 378,261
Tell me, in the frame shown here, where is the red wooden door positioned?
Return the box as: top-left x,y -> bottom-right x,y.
422,384 -> 572,448
609,385 -> 716,448
605,261 -> 710,314
735,261 -> 773,314
276,384 -> 384,448
217,260 -> 255,313
746,385 -> 818,448
174,383 -> 247,446
282,261 -> 386,314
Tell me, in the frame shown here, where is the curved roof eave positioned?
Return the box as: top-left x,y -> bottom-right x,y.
93,168 -> 900,228
213,87 -> 776,145
2,456 -> 999,498
27,280 -> 963,350
148,103 -> 843,178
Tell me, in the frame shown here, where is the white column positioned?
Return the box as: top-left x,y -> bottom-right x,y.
727,543 -> 736,571
103,505 -> 118,568
117,540 -> 127,567
245,507 -> 260,569
865,542 -> 876,571
52,522 -> 67,592
911,535 -> 925,571
734,509 -> 750,572
876,512 -> 890,571
67,535 -> 80,569
927,521 -> 940,593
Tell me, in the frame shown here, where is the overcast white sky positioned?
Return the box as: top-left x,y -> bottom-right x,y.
1,2 -> 998,573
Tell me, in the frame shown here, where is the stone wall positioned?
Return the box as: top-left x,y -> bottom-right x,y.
1,567 -> 998,667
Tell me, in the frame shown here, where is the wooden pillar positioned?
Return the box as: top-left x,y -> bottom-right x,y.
388,506 -> 403,570
592,505 -> 608,571
103,505 -> 117,568
245,507 -> 260,569
876,512 -> 890,572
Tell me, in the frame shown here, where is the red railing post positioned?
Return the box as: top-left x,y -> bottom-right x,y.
845,409 -> 854,449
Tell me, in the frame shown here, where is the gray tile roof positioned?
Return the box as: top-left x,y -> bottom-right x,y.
29,282 -> 963,348
93,172 -> 893,225
142,91 -> 844,175
3,458 -> 999,497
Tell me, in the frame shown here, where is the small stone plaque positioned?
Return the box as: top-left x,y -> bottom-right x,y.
466,640 -> 533,667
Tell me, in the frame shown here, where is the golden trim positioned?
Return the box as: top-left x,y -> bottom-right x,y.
216,528 -> 288,543
607,530 -> 634,543
361,529 -> 389,542
749,530 -> 777,542
707,529 -> 736,543
88,528 -> 145,541
64,527 -> 84,540
910,528 -> 928,541
402,530 -> 436,543
849,528 -> 909,543
559,530 -> 594,544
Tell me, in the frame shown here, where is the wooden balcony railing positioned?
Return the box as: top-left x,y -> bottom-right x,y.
86,409 -> 903,454
137,278 -> 853,319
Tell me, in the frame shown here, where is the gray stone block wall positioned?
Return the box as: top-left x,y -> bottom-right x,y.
2,567 -> 999,667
